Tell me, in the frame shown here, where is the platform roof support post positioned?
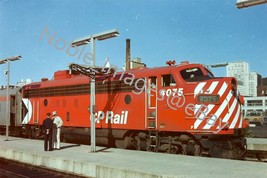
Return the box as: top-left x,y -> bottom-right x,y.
6,60 -> 10,141
72,29 -> 119,152
0,55 -> 22,141
90,36 -> 96,153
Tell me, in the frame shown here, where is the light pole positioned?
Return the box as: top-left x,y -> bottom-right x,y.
236,0 -> 267,8
206,63 -> 228,68
0,55 -> 22,141
72,29 -> 119,152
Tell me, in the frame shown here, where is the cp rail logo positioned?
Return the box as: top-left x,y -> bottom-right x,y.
95,111 -> 128,125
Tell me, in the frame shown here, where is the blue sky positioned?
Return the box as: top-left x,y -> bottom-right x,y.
0,0 -> 267,85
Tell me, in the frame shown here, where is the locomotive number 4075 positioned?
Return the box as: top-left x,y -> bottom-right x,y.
160,88 -> 184,97
197,94 -> 220,104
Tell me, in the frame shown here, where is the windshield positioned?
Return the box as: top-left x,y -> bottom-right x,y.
180,67 -> 206,81
205,67 -> 214,77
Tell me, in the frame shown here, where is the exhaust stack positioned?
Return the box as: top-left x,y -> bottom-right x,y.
125,39 -> 131,70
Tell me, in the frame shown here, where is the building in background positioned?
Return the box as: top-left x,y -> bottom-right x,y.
226,61 -> 263,97
243,96 -> 267,116
258,77 -> 267,96
226,61 -> 250,96
248,72 -> 261,97
226,61 -> 267,116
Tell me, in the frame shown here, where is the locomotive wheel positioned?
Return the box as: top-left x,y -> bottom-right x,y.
115,136 -> 133,149
28,128 -> 33,139
31,128 -> 37,139
194,144 -> 202,156
209,141 -> 233,159
169,145 -> 179,154
234,146 -> 246,160
232,142 -> 247,159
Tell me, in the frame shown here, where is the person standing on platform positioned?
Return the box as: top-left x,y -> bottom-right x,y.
52,119 -> 57,150
52,111 -> 63,150
42,113 -> 53,151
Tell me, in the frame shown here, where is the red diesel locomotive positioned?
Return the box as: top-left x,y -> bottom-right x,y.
21,60 -> 247,159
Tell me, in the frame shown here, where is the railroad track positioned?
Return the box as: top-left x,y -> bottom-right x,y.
244,150 -> 267,162
0,158 -> 87,178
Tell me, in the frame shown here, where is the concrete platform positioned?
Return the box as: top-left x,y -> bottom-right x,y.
0,135 -> 267,178
247,138 -> 267,150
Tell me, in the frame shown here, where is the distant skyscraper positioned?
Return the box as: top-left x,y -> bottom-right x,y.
227,62 -> 250,96
226,61 -> 261,97
258,77 -> 267,96
248,72 -> 258,97
228,63 -> 267,117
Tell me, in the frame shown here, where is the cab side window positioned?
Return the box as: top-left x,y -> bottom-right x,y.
161,74 -> 176,87
150,76 -> 157,88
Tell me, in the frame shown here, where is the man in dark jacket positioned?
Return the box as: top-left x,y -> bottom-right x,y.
42,113 -> 53,151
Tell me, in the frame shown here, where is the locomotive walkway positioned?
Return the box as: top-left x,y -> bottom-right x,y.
0,135 -> 267,178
